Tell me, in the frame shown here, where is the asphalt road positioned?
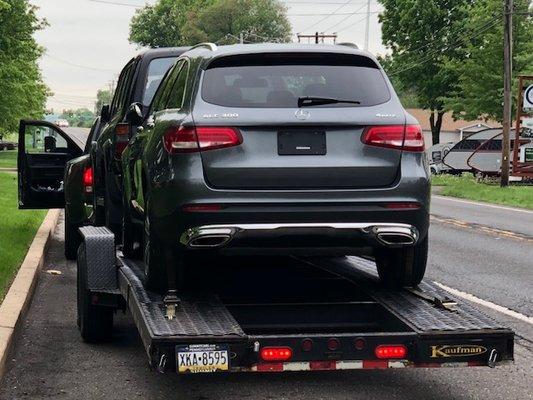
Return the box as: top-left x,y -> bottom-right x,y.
0,201 -> 532,399
63,127 -> 90,150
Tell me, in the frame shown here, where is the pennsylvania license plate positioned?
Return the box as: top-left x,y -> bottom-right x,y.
176,344 -> 229,374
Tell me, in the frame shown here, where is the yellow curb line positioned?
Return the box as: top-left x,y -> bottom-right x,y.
0,209 -> 61,380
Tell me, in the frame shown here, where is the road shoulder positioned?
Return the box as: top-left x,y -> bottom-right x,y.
0,209 -> 60,379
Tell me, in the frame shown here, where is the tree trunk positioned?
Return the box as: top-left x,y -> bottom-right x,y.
429,110 -> 444,146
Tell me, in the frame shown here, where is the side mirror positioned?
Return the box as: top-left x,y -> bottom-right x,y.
100,104 -> 110,122
126,102 -> 144,126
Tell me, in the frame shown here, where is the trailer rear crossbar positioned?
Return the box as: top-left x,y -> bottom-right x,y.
78,227 -> 514,374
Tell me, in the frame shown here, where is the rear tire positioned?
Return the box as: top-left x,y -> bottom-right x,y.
375,236 -> 428,288
64,211 -> 81,260
77,245 -> 113,342
122,201 -> 142,259
143,214 -> 179,293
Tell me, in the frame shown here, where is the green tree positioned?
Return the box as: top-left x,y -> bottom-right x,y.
443,0 -> 533,122
0,0 -> 48,139
378,0 -> 471,145
95,89 -> 114,114
129,0 -> 291,47
129,0 -> 213,47
60,108 -> 95,128
184,0 -> 292,44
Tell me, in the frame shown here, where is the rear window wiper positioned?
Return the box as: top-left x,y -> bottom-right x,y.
297,96 -> 361,107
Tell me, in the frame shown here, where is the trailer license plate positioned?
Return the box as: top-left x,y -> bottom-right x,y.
176,344 -> 229,373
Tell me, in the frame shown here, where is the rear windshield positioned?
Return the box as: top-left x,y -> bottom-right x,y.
143,57 -> 178,106
201,53 -> 390,108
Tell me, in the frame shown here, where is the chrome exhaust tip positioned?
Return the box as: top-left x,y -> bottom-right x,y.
373,226 -> 418,246
188,234 -> 232,248
181,227 -> 234,248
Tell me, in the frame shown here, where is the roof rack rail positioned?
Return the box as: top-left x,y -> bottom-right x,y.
337,42 -> 359,49
190,42 -> 218,51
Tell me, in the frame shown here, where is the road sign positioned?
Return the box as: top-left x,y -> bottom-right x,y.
524,85 -> 533,110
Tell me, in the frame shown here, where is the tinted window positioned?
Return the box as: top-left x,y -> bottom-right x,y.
201,53 -> 390,108
166,61 -> 189,109
143,57 -> 178,106
454,140 -> 482,150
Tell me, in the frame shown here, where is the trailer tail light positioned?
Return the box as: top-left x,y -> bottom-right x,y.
327,338 -> 340,351
375,345 -> 407,359
362,125 -> 424,152
114,123 -> 130,158
83,166 -> 93,194
260,347 -> 293,362
163,126 -> 242,154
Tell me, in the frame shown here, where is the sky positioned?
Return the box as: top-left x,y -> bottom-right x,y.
31,0 -> 386,112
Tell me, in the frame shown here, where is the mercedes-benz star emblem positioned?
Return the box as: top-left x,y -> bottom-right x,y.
294,109 -> 311,120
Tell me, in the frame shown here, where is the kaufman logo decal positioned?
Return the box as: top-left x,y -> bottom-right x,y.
430,344 -> 487,358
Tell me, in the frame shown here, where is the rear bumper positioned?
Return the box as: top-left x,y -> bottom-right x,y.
180,222 -> 419,249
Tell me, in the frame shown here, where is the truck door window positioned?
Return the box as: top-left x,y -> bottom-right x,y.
166,60 -> 189,110
25,125 -> 68,153
143,57 -> 178,106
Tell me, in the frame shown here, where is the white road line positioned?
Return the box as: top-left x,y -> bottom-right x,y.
432,195 -> 533,214
433,281 -> 533,325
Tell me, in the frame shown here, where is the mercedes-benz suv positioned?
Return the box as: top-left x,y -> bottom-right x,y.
121,43 -> 430,293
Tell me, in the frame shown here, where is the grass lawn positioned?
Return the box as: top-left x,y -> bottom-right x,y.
431,174 -> 533,210
0,150 -> 17,169
0,172 -> 46,299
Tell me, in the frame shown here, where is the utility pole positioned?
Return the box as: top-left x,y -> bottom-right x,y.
364,0 -> 371,51
501,0 -> 513,187
239,32 -> 244,44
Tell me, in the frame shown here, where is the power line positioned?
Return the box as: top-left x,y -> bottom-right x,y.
388,16 -> 501,77
299,0 -> 353,32
290,10 -> 379,17
323,3 -> 368,31
87,0 -> 143,7
334,14 -> 368,34
44,52 -> 116,73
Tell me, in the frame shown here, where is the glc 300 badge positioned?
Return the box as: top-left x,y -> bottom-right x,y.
430,344 -> 487,358
202,113 -> 239,119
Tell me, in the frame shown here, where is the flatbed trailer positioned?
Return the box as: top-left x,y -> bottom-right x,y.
77,226 -> 514,374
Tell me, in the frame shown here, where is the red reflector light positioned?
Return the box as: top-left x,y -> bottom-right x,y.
327,338 -> 340,351
260,347 -> 293,362
382,202 -> 421,210
163,126 -> 242,154
83,166 -> 93,194
375,345 -> 407,359
362,125 -> 424,152
301,338 -> 313,352
182,204 -> 223,212
114,123 -> 130,157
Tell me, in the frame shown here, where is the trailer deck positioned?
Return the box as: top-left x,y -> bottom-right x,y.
78,227 -> 514,374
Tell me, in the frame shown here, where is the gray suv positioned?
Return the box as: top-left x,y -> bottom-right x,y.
121,43 -> 430,293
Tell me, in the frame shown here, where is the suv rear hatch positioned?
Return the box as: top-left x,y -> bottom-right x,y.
194,52 -> 406,190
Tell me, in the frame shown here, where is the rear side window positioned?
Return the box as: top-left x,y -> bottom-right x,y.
201,53 -> 390,108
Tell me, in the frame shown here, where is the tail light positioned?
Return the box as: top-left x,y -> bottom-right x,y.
182,204 -> 223,212
114,123 -> 130,158
362,125 -> 424,152
83,166 -> 93,194
382,202 -> 421,209
375,344 -> 407,359
163,126 -> 242,154
260,347 -> 293,362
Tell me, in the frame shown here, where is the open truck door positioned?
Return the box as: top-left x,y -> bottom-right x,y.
18,120 -> 82,209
